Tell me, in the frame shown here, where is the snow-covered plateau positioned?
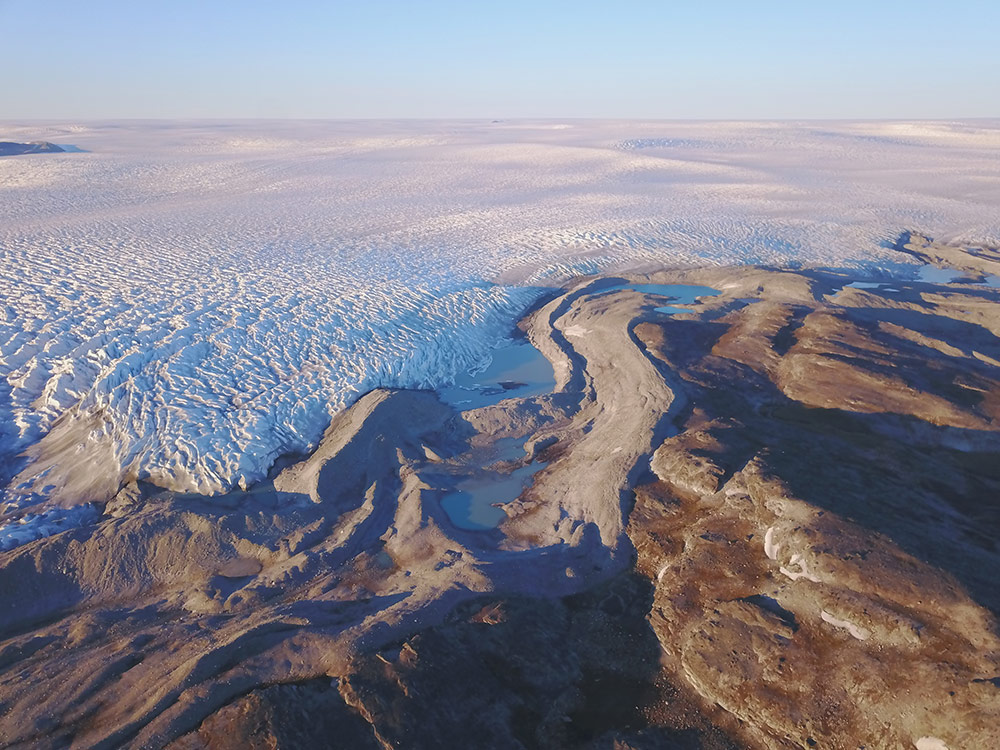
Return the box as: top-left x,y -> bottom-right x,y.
2,119 -> 1000,544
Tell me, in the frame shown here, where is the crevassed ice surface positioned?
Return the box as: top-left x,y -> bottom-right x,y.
2,119 -> 1000,525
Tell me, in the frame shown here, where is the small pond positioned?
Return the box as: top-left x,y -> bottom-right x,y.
438,336 -> 555,410
439,463 -> 544,530
591,282 -> 722,314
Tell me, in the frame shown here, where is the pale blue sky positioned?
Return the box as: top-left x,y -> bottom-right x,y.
2,0 -> 997,118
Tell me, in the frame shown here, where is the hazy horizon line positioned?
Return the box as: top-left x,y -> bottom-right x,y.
4,115 -> 1000,124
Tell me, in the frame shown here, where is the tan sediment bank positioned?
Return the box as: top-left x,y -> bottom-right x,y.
1,233 -> 999,749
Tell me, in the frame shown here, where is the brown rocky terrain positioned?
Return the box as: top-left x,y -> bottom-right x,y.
1,233 -> 999,749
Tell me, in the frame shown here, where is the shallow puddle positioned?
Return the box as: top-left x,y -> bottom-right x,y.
591,282 -> 722,308
982,274 -> 1000,288
833,263 -> 1000,297
439,462 -> 544,530
488,435 -> 531,464
916,265 -> 970,284
840,281 -> 899,293
913,264 -> 1000,287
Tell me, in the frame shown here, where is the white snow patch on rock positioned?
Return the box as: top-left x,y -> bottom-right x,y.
821,610 -> 872,641
764,526 -> 780,560
780,553 -> 822,583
